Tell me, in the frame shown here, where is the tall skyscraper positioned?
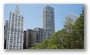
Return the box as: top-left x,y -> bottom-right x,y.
43,6 -> 55,38
6,5 -> 24,49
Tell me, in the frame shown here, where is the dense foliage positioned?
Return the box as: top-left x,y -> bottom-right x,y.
34,7 -> 84,49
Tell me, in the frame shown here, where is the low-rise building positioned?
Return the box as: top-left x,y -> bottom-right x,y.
25,29 -> 37,49
34,28 -> 49,43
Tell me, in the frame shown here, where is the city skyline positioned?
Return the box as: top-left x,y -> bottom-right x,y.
4,4 -> 83,32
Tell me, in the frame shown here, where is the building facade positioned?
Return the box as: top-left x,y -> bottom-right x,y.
34,28 -> 49,43
4,20 -> 8,40
26,29 -> 37,49
4,20 -> 8,49
64,13 -> 79,32
34,28 -> 43,43
6,5 -> 24,49
65,13 -> 79,24
43,6 -> 55,38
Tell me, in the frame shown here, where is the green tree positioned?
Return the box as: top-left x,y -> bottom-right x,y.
73,7 -> 84,48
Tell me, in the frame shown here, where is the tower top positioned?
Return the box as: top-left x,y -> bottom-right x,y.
14,5 -> 20,15
44,5 -> 54,10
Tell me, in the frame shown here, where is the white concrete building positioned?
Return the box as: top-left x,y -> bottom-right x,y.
6,5 -> 24,49
43,6 -> 55,38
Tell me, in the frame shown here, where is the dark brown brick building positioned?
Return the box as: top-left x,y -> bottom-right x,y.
25,29 -> 37,49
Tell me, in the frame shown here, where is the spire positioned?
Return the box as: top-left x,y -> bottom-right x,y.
14,5 -> 20,15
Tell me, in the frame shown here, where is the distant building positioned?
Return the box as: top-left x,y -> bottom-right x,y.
4,20 -> 8,40
34,28 -> 44,43
43,6 -> 55,38
34,28 -> 49,43
4,20 -> 8,49
25,29 -> 37,49
6,5 -> 24,49
64,13 -> 79,32
65,13 -> 79,24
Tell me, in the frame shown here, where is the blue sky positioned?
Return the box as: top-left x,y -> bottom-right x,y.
4,4 -> 84,32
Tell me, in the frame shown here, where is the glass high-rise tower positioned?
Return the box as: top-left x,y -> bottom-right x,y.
43,6 -> 55,38
6,5 -> 24,49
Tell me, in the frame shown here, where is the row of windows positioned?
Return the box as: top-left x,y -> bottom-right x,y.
9,46 -> 22,48
9,13 -> 23,28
